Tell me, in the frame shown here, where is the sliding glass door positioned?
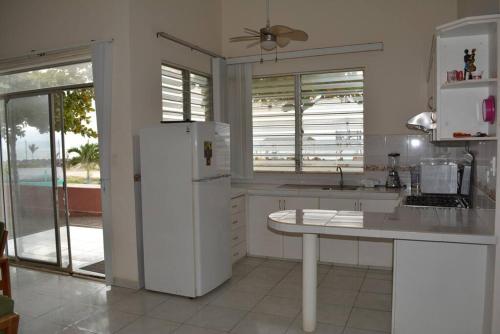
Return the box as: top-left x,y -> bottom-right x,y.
4,93 -> 70,266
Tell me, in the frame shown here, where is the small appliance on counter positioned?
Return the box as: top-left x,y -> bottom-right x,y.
404,152 -> 473,208
385,153 -> 402,189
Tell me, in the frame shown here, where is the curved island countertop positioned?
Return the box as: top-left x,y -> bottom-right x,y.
268,207 -> 496,245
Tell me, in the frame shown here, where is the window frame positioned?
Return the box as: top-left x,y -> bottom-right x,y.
161,62 -> 213,122
252,67 -> 365,174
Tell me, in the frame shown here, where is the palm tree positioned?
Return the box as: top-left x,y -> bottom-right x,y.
68,143 -> 99,183
28,143 -> 38,160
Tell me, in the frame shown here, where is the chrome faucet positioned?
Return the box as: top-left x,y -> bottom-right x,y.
336,166 -> 344,188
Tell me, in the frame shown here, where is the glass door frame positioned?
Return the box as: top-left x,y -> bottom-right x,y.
0,83 -> 93,272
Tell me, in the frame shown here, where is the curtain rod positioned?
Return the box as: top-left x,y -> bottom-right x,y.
0,39 -> 113,64
226,42 -> 384,65
156,32 -> 225,59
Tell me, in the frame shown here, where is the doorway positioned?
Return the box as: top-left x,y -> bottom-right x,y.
0,62 -> 105,278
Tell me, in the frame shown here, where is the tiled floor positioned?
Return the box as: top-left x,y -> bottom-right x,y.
13,257 -> 392,333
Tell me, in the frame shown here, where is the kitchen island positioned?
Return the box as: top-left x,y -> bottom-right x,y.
268,207 -> 496,334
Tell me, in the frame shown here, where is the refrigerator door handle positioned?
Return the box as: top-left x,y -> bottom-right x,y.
193,174 -> 231,182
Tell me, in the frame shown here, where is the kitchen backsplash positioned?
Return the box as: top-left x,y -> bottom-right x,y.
246,134 -> 497,208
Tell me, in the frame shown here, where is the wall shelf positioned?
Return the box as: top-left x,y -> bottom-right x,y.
441,78 -> 497,89
438,136 -> 497,142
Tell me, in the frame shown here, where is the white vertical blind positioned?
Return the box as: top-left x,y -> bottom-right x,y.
301,71 -> 364,172
252,75 -> 296,172
251,70 -> 364,173
161,65 -> 212,122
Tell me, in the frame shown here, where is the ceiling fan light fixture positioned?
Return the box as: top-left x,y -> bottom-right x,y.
260,34 -> 277,51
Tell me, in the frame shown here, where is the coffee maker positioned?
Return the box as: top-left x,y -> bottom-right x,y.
386,153 -> 402,188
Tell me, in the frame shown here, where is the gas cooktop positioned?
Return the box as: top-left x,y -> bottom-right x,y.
404,194 -> 470,208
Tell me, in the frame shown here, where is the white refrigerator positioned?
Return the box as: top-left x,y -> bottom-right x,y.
140,122 -> 231,297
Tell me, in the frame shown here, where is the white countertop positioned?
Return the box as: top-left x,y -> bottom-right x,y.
232,183 -> 403,200
268,207 -> 496,245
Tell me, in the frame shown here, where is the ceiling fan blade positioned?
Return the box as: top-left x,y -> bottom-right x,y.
230,36 -> 260,42
280,30 -> 309,41
276,36 -> 291,48
246,40 -> 261,48
243,27 -> 260,35
270,25 -> 294,35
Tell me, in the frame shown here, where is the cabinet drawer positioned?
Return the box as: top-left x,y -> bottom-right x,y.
231,212 -> 244,230
231,196 -> 245,215
231,241 -> 246,263
231,226 -> 246,247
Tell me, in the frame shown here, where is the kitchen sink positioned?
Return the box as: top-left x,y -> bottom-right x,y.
279,184 -> 359,191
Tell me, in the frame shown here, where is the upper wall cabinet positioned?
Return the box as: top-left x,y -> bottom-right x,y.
435,15 -> 499,141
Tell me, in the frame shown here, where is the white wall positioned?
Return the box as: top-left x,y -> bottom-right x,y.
0,0 -> 222,288
457,0 -> 499,17
221,0 -> 457,135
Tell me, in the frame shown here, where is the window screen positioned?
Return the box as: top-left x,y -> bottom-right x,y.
252,75 -> 296,172
252,70 -> 364,173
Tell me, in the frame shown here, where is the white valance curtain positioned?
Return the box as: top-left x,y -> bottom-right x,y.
91,41 -> 113,284
226,63 -> 253,180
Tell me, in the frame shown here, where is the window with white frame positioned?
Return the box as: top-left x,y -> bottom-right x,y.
252,70 -> 364,173
161,64 -> 212,122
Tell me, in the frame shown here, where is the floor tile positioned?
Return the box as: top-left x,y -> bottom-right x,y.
237,256 -> 266,268
230,312 -> 294,334
187,305 -> 246,332
260,259 -> 298,271
37,302 -> 103,327
15,291 -> 66,317
317,288 -> 358,306
60,326 -> 97,333
366,269 -> 392,281
211,289 -> 265,310
116,316 -> 179,334
319,275 -> 364,291
81,285 -> 137,306
314,303 -> 351,326
252,295 -> 301,318
343,328 -> 390,334
285,316 -> 344,334
111,290 -> 169,315
147,297 -> 205,323
74,308 -> 140,334
174,324 -> 228,334
347,308 -> 392,332
330,267 -> 367,278
20,317 -> 65,334
360,279 -> 392,294
268,282 -> 302,300
355,292 -> 392,311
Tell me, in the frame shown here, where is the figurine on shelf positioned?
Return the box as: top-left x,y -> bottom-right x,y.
469,48 -> 477,79
464,49 -> 471,80
464,48 -> 478,80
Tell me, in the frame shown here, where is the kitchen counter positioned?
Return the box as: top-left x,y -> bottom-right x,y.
268,207 -> 496,245
232,182 -> 403,200
268,207 -> 496,333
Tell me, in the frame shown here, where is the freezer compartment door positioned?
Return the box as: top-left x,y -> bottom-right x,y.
193,176 -> 232,296
192,122 -> 230,180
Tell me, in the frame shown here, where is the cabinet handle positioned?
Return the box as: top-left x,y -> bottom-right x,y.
232,220 -> 238,225
232,236 -> 239,241
232,204 -> 238,209
278,200 -> 282,210
283,200 -> 286,210
233,251 -> 240,257
359,202 -> 363,211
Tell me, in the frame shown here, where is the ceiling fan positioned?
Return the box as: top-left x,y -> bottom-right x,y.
229,0 -> 308,52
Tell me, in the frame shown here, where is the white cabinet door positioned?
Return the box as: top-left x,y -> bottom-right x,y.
319,198 -> 359,265
358,199 -> 399,268
282,197 -> 319,260
248,196 -> 283,258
